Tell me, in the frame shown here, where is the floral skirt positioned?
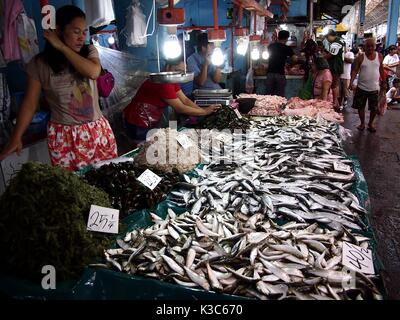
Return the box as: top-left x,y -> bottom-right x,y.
47,116 -> 118,171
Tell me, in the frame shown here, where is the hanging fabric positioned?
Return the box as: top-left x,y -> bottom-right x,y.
85,0 -> 116,28
1,0 -> 25,62
17,13 -> 39,65
122,0 -> 148,47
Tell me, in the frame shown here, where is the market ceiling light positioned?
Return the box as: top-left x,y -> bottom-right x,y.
280,24 -> 288,30
236,37 -> 249,56
211,46 -> 224,66
251,47 -> 260,60
262,49 -> 269,60
107,35 -> 115,45
322,26 -> 330,36
163,33 -> 182,59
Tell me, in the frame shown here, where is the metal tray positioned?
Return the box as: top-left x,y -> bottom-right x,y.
149,72 -> 194,84
193,89 -> 232,98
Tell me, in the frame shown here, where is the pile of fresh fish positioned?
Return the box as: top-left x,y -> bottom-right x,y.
171,117 -> 367,232
99,208 -> 382,300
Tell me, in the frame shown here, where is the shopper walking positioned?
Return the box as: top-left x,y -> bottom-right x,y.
383,45 -> 399,89
349,38 -> 386,133
340,47 -> 355,108
265,30 -> 297,97
323,30 -> 345,111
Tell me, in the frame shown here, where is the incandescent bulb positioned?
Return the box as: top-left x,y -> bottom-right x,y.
251,47 -> 260,60
262,50 -> 270,60
163,34 -> 182,60
107,36 -> 116,45
237,41 -> 249,56
211,47 -> 225,66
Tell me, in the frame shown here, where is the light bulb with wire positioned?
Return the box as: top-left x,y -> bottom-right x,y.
251,47 -> 260,60
236,38 -> 249,56
211,47 -> 225,66
163,34 -> 182,60
107,35 -> 116,45
262,50 -> 270,60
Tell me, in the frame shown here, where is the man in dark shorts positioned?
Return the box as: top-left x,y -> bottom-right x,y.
349,38 -> 386,132
323,30 -> 345,110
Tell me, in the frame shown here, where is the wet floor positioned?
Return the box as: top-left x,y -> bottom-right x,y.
342,105 -> 400,299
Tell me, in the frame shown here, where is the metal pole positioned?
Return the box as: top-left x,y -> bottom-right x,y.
183,32 -> 187,74
309,0 -> 314,35
386,0 -> 400,47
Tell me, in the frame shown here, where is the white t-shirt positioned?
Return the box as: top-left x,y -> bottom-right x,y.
383,53 -> 399,75
341,52 -> 355,80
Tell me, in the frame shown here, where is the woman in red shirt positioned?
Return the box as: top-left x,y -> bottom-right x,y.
124,61 -> 219,141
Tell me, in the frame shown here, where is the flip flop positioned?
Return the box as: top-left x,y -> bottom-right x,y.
357,125 -> 365,131
368,127 -> 377,133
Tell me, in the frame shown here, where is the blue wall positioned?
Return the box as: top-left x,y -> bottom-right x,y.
114,0 -> 248,74
270,0 -> 307,17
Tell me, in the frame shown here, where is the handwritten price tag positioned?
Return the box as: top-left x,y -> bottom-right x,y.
334,162 -> 352,173
176,133 -> 193,149
342,242 -> 375,275
87,205 -> 119,234
137,169 -> 162,191
233,108 -> 243,119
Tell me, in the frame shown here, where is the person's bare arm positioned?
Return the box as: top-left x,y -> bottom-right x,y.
44,30 -> 101,80
349,54 -> 363,90
379,53 -> 387,91
344,57 -> 354,64
213,67 -> 222,84
176,90 -> 200,109
321,81 -> 331,101
0,76 -> 42,160
165,98 -> 220,116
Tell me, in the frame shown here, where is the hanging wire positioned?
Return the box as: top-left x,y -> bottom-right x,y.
140,0 -> 157,39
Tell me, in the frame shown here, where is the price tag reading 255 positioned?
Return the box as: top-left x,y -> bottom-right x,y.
87,205 -> 119,234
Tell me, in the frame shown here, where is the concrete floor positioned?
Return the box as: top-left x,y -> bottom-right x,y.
342,105 -> 400,300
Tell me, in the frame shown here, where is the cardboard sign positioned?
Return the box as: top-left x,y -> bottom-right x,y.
87,205 -> 119,234
334,161 -> 352,173
176,133 -> 193,149
342,241 -> 375,275
137,169 -> 162,191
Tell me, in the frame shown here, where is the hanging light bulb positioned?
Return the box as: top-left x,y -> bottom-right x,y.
236,37 -> 249,56
262,49 -> 270,60
211,46 -> 225,66
251,47 -> 260,60
163,34 -> 182,60
107,35 -> 116,45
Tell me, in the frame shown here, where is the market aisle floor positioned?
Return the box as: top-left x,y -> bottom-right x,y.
342,105 -> 400,300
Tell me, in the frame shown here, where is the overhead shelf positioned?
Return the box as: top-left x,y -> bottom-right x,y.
232,0 -> 274,18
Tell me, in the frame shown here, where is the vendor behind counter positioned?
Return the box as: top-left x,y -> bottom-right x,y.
123,59 -> 220,143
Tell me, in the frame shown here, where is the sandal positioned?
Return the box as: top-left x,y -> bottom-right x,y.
368,126 -> 377,133
357,125 -> 365,131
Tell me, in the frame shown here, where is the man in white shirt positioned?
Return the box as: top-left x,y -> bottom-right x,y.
340,47 -> 356,108
383,45 -> 399,88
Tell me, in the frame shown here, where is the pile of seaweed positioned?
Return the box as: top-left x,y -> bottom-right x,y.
0,162 -> 112,282
198,105 -> 251,131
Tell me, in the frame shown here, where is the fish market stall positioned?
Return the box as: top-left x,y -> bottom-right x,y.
254,75 -> 304,100
0,115 -> 384,300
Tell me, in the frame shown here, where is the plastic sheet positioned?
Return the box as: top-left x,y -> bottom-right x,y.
94,45 -> 148,112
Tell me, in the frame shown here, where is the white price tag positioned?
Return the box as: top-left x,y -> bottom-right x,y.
334,161 -> 352,173
176,133 -> 193,149
342,242 -> 375,275
233,108 -> 243,119
137,169 -> 162,191
87,205 -> 119,234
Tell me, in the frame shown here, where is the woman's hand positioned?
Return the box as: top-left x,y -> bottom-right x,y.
204,104 -> 221,115
43,30 -> 65,51
0,138 -> 23,161
348,83 -> 356,91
